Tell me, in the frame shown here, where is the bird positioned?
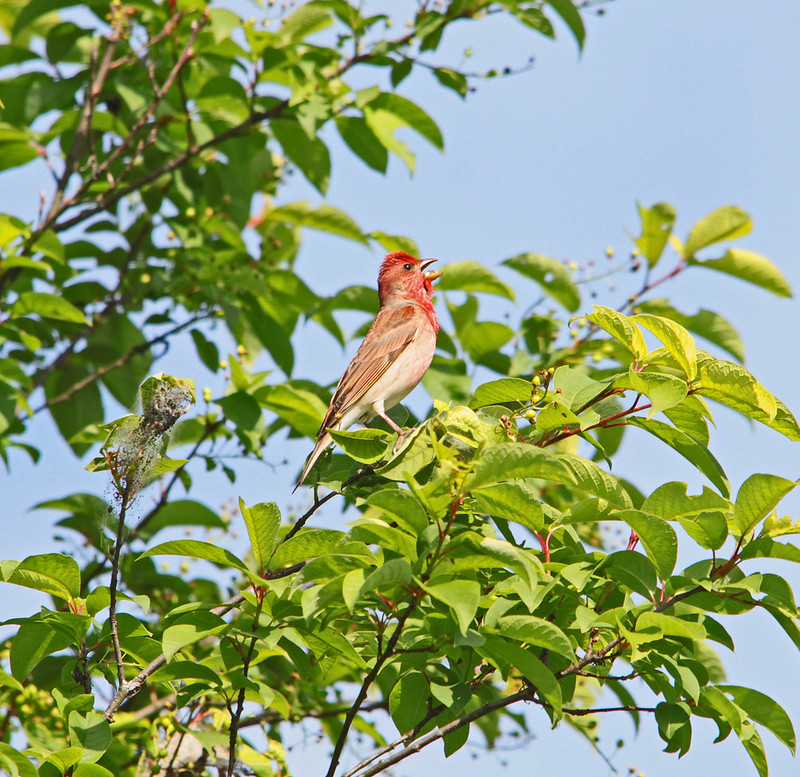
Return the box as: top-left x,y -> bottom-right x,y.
294,252 -> 442,490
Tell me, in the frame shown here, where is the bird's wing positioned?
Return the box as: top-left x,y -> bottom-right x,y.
318,303 -> 419,435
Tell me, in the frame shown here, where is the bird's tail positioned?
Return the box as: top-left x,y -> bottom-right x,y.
293,431 -> 333,492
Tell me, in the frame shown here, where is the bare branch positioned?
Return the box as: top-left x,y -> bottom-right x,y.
35,312 -> 214,413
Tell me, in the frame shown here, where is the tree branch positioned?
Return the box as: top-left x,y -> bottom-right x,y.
38,10 -> 209,238
225,597 -> 263,777
107,490 -> 132,689
325,596 -> 419,777
34,312 -> 214,413
104,592 -> 245,720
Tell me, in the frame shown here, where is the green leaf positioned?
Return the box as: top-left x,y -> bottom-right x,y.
479,634 -> 562,719
694,353 -> 778,423
733,474 -> 797,536
240,499 -> 281,570
663,395 -> 712,446
555,453 -> 633,508
475,536 -> 541,587
279,3 -> 332,41
716,685 -> 796,753
365,92 -> 443,150
437,261 -> 515,300
336,115 -> 389,173
162,613 -> 227,662
433,67 -> 467,97
10,619 -> 74,679
373,424 -> 435,480
258,383 -> 327,438
739,722 -> 768,777
328,428 -> 392,464
634,201 -> 676,267
465,444 -> 570,490
137,500 -> 226,541
369,231 -> 419,257
627,417 -> 730,497
11,291 -> 87,323
389,672 -> 429,734
692,249 -> 792,297
633,313 -> 697,380
655,701 -> 692,756
149,661 -> 223,686
601,550 -> 659,597
0,140 -> 37,172
242,294 -> 294,375
364,488 -> 428,534
495,615 -> 574,659
272,119 -> 330,194
45,364 -> 104,456
469,378 -> 532,409
139,540 -> 249,573
270,202 -> 367,244
422,356 -> 472,406
625,370 -> 688,419
0,742 -> 37,777
423,579 -> 480,635
584,305 -> 647,359
271,528 -> 370,568
503,253 -> 579,311
2,553 -> 81,600
359,558 -> 412,599
614,510 -> 678,579
683,205 -> 752,257
635,299 -> 745,362
86,314 -> 152,407
68,711 -> 111,763
471,483 -> 544,533
636,611 -> 706,642
363,92 -> 443,171
546,0 -> 586,50
679,510 -> 729,550
552,367 -> 609,412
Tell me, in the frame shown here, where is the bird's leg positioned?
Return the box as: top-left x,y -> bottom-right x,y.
372,401 -> 406,453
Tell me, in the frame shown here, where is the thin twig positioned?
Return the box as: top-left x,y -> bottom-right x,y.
283,467 -> 373,543
325,597 -> 419,777
104,593 -> 245,720
108,493 -> 132,688
39,10 -> 209,237
226,598 -> 263,777
29,215 -> 151,392
35,312 -> 214,412
42,35 -> 119,228
238,700 -> 388,730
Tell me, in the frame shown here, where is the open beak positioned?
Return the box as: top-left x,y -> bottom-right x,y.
421,258 -> 442,282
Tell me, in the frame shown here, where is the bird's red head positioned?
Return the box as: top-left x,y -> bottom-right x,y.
377,252 -> 441,308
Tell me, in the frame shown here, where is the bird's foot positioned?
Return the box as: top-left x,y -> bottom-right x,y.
392,430 -> 407,453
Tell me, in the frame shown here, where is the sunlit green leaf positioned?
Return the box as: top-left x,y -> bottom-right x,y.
683,205 -> 752,257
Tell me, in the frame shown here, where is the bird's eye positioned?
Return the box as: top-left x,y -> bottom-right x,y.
403,263 -> 413,271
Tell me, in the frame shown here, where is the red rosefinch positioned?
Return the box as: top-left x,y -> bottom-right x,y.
295,252 -> 442,490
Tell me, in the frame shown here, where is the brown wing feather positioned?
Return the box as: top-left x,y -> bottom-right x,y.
318,304 -> 418,435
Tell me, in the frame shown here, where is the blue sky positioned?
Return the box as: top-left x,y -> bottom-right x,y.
2,1 -> 800,775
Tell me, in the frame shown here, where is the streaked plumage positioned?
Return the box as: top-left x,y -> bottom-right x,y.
294,252 -> 441,490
